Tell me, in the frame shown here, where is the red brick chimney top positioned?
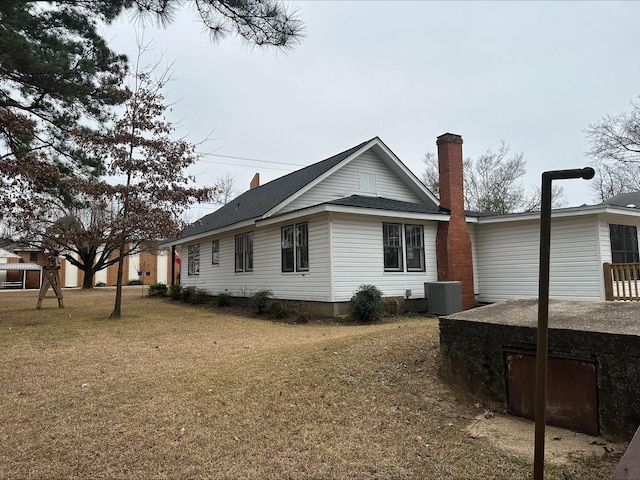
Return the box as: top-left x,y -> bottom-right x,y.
436,133 -> 463,145
250,173 -> 260,190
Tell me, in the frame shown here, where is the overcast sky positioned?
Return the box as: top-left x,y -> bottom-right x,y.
103,1 -> 640,219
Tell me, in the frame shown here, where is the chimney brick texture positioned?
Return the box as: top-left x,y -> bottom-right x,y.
250,173 -> 260,190
435,133 -> 476,309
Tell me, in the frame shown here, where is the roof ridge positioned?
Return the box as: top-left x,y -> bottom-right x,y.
178,138 -> 378,238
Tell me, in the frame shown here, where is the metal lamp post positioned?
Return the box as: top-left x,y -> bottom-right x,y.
534,167 -> 594,480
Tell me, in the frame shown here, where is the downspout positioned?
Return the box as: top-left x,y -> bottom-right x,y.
171,245 -> 176,286
328,213 -> 335,308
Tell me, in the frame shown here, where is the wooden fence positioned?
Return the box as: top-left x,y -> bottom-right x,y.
603,262 -> 640,301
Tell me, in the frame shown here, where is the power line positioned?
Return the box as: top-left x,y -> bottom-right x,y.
200,152 -> 307,167
196,158 -> 293,171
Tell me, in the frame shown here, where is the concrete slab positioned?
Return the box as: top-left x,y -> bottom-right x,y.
444,298 -> 640,335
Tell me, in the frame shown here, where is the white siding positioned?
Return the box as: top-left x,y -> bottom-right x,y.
475,215 -> 602,303
597,213 -> 640,264
156,250 -> 169,284
596,214 -> 640,299
64,254 -> 79,287
469,223 -> 480,295
330,213 -> 438,302
181,214 -> 332,301
94,266 -> 107,286
280,151 -> 425,214
128,253 -> 140,283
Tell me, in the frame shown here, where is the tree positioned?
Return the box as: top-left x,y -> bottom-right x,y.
127,0 -> 303,48
586,97 -> 640,202
211,174 -> 240,205
422,141 -> 565,214
77,57 -> 214,318
2,0 -> 302,294
1,0 -> 302,220
39,206 -> 123,289
0,1 -> 129,219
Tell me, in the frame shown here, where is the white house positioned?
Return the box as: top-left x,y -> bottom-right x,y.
165,134 -> 640,313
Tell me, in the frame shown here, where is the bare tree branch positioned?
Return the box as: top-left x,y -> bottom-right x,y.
422,141 -> 565,214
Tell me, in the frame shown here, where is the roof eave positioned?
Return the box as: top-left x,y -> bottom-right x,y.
475,204 -> 640,224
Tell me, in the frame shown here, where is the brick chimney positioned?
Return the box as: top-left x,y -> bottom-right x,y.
250,173 -> 260,189
435,133 -> 475,309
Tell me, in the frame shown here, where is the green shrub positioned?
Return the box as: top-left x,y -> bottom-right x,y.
179,286 -> 209,304
350,284 -> 384,323
169,284 -> 182,301
295,310 -> 310,324
268,301 -> 290,319
181,286 -> 196,303
148,283 -> 168,297
192,288 -> 209,305
247,289 -> 272,314
128,278 -> 143,285
216,291 -> 232,307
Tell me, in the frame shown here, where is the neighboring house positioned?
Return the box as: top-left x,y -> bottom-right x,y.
164,135 -> 475,314
0,244 -> 43,289
2,242 -> 174,288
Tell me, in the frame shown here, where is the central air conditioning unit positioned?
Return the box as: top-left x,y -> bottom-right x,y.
425,281 -> 463,316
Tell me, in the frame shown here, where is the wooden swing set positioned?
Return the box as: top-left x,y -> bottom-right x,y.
36,256 -> 64,309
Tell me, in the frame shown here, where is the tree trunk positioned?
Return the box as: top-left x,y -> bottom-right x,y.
81,270 -> 94,289
111,239 -> 126,318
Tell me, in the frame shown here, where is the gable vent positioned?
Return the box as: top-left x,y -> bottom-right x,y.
359,172 -> 377,196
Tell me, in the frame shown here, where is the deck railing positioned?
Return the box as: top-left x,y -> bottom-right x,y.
603,262 -> 640,301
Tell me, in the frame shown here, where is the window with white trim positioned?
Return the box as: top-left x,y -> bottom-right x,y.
610,224 -> 639,263
188,244 -> 200,276
383,223 -> 425,272
383,223 -> 403,271
211,240 -> 219,266
405,224 -> 425,271
235,232 -> 253,272
282,222 -> 309,272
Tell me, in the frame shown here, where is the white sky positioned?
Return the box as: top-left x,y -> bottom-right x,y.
103,1 -> 640,219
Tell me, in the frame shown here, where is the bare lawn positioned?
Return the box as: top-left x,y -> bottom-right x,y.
0,288 -> 620,479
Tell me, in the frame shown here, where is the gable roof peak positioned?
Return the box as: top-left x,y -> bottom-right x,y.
178,138 -> 379,239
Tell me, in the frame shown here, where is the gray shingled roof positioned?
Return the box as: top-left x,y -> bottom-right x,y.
324,195 -> 442,214
180,139 -> 373,238
602,192 -> 640,209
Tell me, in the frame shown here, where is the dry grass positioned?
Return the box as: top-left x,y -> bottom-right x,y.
0,288 -> 619,479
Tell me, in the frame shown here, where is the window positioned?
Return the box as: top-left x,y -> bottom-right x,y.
29,252 -> 38,262
610,224 -> 639,263
383,223 -> 403,271
281,222 -> 309,272
212,240 -> 219,266
235,232 -> 253,272
187,244 -> 200,276
383,223 -> 425,272
405,224 -> 425,271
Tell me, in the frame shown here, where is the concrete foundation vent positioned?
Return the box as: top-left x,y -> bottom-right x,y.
425,281 -> 463,316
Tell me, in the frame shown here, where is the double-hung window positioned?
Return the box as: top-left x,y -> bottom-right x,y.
383,223 -> 403,271
281,222 -> 309,272
405,224 -> 425,271
235,232 -> 253,272
188,244 -> 200,276
211,240 -> 219,266
383,223 -> 425,272
610,224 -> 639,263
